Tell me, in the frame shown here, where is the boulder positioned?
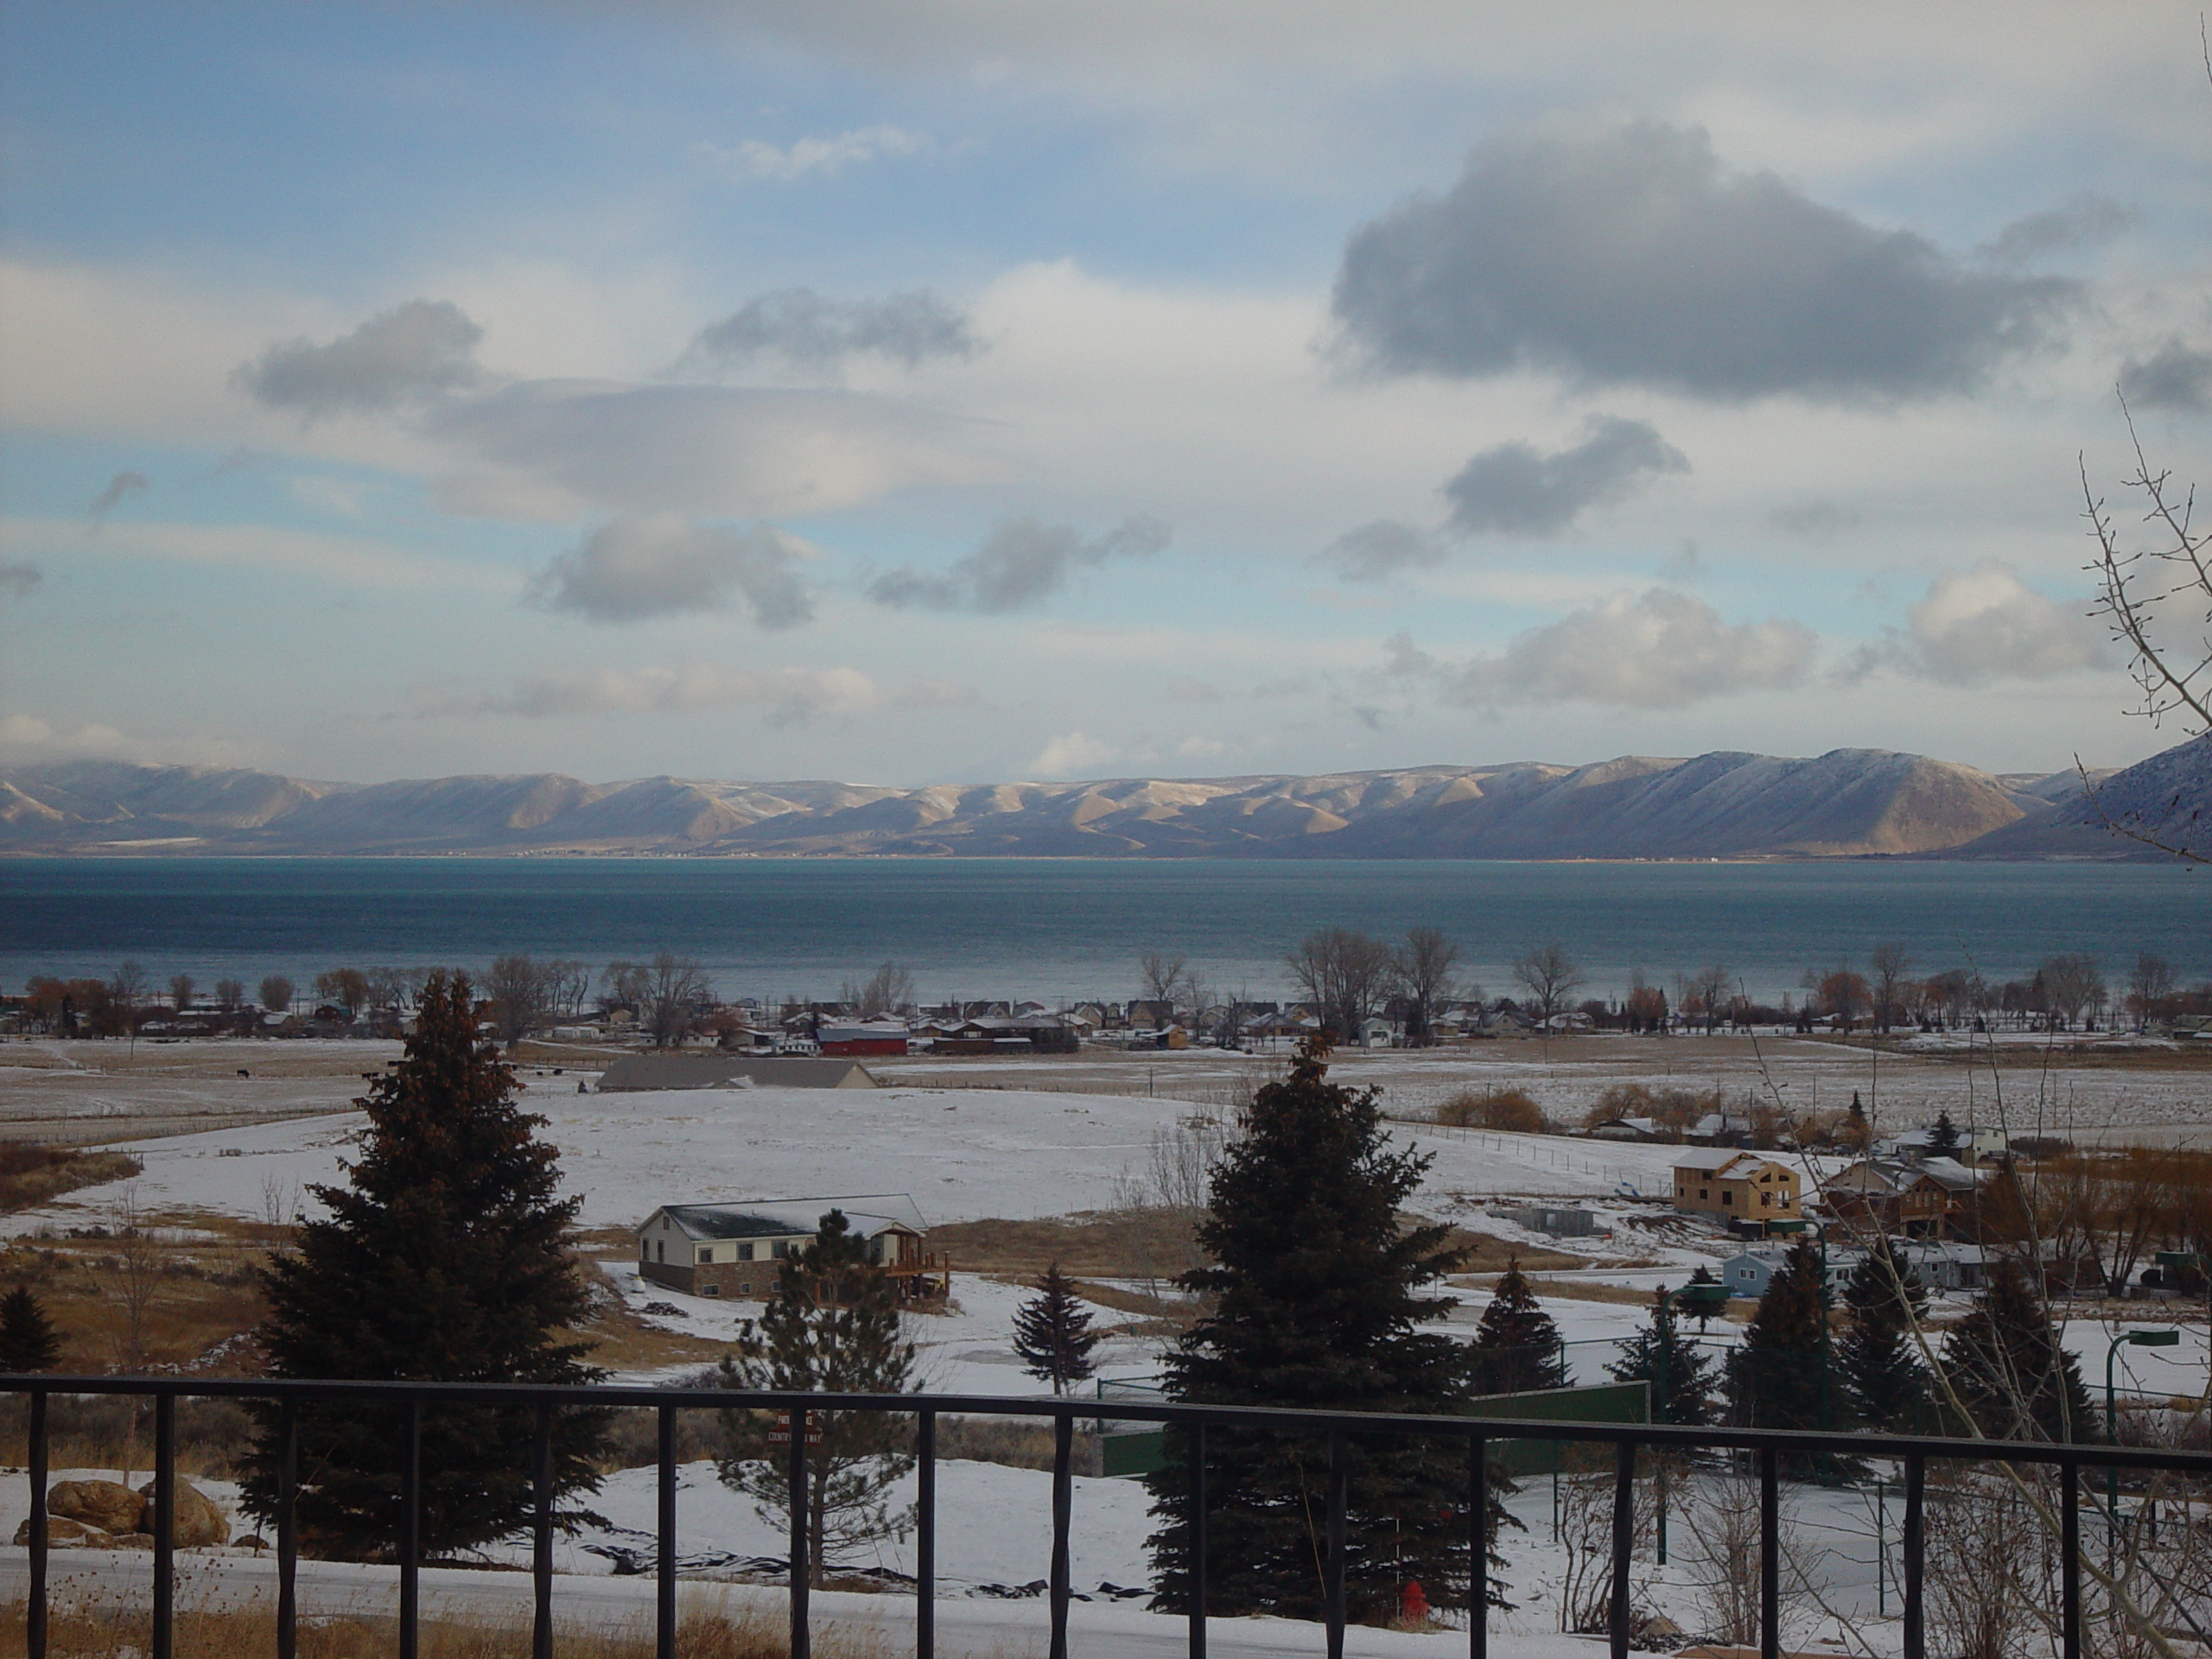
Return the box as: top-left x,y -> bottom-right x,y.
136,1479 -> 230,1548
11,1515 -> 116,1548
111,1532 -> 157,1550
47,1478 -> 146,1535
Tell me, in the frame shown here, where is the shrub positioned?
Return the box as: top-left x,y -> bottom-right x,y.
1437,1088 -> 1546,1134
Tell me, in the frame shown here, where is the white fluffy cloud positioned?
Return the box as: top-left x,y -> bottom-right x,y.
415,664 -> 888,723
526,515 -> 817,626
1029,731 -> 1122,776
1389,588 -> 1815,709
707,125 -> 925,181
0,712 -> 264,768
1888,561 -> 2107,685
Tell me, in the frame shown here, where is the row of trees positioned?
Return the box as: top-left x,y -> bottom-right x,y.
1796,945 -> 2203,1033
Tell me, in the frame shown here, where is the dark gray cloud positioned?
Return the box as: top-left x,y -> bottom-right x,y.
2120,338 -> 2212,411
235,299 -> 484,418
1332,121 -> 2074,402
525,514 -> 814,626
1318,519 -> 1445,581
1442,416 -> 1688,537
1770,499 -> 1863,537
0,562 -> 42,600
679,289 -> 982,374
1976,195 -> 2137,266
87,471 -> 149,523
1386,587 -> 1814,709
869,515 -> 1169,613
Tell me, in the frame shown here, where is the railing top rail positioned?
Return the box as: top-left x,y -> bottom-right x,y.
6,1373 -> 2210,1474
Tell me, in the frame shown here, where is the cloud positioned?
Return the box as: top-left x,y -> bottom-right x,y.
1030,731 -> 1120,776
892,677 -> 982,709
233,299 -> 484,419
87,471 -> 149,522
427,380 -> 988,520
0,712 -> 262,768
1859,561 -> 2107,686
416,663 -> 884,724
1441,416 -> 1688,537
1166,676 -> 1225,703
0,562 -> 43,599
1317,519 -> 1445,582
678,289 -> 982,375
2119,338 -> 2212,412
525,514 -> 815,627
1332,121 -> 2073,402
1389,587 -> 1815,709
708,125 -> 925,181
1976,195 -> 2137,265
869,515 -> 1169,613
1770,499 -> 1863,537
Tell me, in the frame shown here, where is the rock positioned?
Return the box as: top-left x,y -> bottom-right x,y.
12,1515 -> 115,1548
47,1479 -> 146,1535
111,1532 -> 156,1550
136,1479 -> 230,1547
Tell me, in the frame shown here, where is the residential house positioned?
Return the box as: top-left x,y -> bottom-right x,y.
1722,1244 -> 1863,1300
816,1020 -> 911,1058
636,1193 -> 946,1300
1893,1240 -> 1988,1294
1590,1116 -> 1665,1143
1825,1155 -> 1980,1239
1671,1149 -> 1802,1226
1356,1016 -> 1398,1049
1888,1124 -> 2009,1166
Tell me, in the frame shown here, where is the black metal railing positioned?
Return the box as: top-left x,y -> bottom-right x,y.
8,1374 -> 2212,1659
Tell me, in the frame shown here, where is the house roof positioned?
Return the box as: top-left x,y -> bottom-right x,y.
648,1193 -> 929,1242
1673,1147 -> 1785,1174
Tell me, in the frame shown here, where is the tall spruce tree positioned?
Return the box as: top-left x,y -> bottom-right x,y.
1607,1287 -> 1716,1426
238,974 -> 607,1559
1926,1111 -> 1962,1160
0,1284 -> 61,1372
1727,1241 -> 1828,1434
1836,1241 -> 1929,1431
717,1208 -> 918,1586
1683,1265 -> 1722,1331
1468,1261 -> 1568,1396
1145,1039 -> 1514,1624
1012,1262 -> 1101,1395
1939,1255 -> 2095,1443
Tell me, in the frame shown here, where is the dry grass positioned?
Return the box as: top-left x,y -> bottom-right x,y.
0,1596 -> 905,1659
1,1213 -> 271,1378
0,1144 -> 143,1213
1435,1230 -> 1583,1274
931,1211 -> 1202,1279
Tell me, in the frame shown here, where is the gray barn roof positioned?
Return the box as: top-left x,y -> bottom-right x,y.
598,1053 -> 879,1092
646,1193 -> 929,1242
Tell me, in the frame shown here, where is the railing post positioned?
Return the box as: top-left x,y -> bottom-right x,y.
1758,1446 -> 1778,1659
401,1397 -> 421,1659
1610,1440 -> 1634,1659
1903,1454 -> 1924,1659
2062,1458 -> 2082,1659
27,1388 -> 47,1659
153,1390 -> 175,1659
1325,1428 -> 1348,1659
533,1397 -> 555,1659
918,1409 -> 936,1659
1188,1421 -> 1207,1659
277,1396 -> 298,1659
1050,1410 -> 1073,1659
658,1403 -> 677,1659
1467,1433 -> 1486,1659
788,1403 -> 810,1659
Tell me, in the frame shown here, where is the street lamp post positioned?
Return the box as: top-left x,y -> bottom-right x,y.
2106,1328 -> 2182,1554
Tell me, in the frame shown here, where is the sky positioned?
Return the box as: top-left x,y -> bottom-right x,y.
3,2 -> 2211,788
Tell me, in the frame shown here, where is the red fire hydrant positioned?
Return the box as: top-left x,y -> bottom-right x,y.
1401,1580 -> 1429,1624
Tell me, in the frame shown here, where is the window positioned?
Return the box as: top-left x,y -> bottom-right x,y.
740,1282 -> 753,1295
699,1247 -> 714,1263
1700,1189 -> 1709,1200
656,1240 -> 665,1263
772,1241 -> 789,1259
739,1242 -> 755,1262
1722,1191 -> 1733,1206
703,1283 -> 721,1297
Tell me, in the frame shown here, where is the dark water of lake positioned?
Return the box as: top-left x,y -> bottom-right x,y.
2,857 -> 2205,1007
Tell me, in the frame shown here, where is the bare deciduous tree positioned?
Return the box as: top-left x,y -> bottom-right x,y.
168,972 -> 194,1011
1137,951 -> 1190,1011
483,953 -> 554,1047
258,975 -> 295,1015
2126,950 -> 2177,1029
1510,941 -> 1584,1029
312,967 -> 369,1019
2038,951 -> 2104,1029
605,953 -> 712,1048
848,962 -> 915,1018
1284,927 -> 1395,1040
1393,926 -> 1459,1046
1869,942 -> 1913,1033
213,976 -> 245,1014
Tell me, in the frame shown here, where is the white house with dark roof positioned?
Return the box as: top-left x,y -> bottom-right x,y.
635,1193 -> 942,1300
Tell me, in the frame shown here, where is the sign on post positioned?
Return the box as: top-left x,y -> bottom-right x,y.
766,1411 -> 823,1446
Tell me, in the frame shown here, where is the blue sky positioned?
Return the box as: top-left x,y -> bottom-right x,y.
4,2 -> 2210,785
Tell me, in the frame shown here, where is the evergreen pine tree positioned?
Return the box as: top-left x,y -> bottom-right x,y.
1607,1287 -> 1715,1426
1468,1261 -> 1568,1395
1145,1039 -> 1513,1624
238,974 -> 607,1559
1011,1262 -> 1100,1395
1926,1111 -> 1962,1160
1683,1265 -> 1722,1332
717,1208 -> 918,1586
1727,1241 -> 1829,1433
1940,1255 -> 2096,1443
0,1284 -> 61,1372
1836,1241 -> 1929,1431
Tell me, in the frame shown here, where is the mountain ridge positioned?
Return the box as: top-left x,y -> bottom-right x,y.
5,741 -> 2201,860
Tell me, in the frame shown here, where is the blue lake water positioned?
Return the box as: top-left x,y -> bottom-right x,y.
1,857 -> 2206,1007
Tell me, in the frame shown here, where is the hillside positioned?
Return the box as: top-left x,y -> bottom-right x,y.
1948,734 -> 2210,861
0,745 -> 2122,860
